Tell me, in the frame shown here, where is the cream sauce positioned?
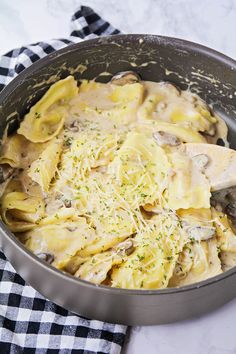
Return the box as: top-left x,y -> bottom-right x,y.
1,76 -> 235,289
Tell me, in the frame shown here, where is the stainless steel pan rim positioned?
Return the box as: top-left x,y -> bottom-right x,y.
1,34 -> 236,295
1,34 -> 236,100
1,34 -> 236,324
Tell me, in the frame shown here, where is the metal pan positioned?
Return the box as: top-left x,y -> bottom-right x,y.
1,35 -> 236,325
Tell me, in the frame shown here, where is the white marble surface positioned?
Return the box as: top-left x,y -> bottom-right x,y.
0,0 -> 236,59
1,1 -> 236,353
123,298 -> 236,354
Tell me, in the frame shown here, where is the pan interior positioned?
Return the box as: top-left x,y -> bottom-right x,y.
1,35 -> 236,292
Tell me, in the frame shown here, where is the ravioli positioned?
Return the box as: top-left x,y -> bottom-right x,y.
169,239 -> 222,287
108,132 -> 170,208
212,209 -> 236,252
166,151 -> 211,209
75,238 -> 133,284
111,214 -> 187,289
0,75 -> 231,290
18,76 -> 78,142
28,138 -> 62,193
1,191 -> 45,232
138,81 -> 217,134
0,134 -> 28,168
25,218 -> 96,269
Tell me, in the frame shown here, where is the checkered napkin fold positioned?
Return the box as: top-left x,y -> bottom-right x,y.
0,6 -> 127,354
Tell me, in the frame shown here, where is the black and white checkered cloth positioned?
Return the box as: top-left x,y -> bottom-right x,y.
0,6 -> 127,354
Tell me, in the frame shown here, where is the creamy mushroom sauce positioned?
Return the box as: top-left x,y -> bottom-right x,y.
0,72 -> 236,290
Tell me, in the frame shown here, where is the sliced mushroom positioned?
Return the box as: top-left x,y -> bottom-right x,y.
141,204 -> 162,216
153,131 -> 181,147
185,143 -> 236,191
188,225 -> 215,241
114,238 -> 134,257
110,71 -> 141,86
225,203 -> 236,219
191,154 -> 209,171
66,226 -> 77,232
211,187 -> 236,215
226,187 -> 236,202
37,252 -> 54,264
68,120 -> 80,132
63,199 -> 72,208
0,164 -> 14,184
